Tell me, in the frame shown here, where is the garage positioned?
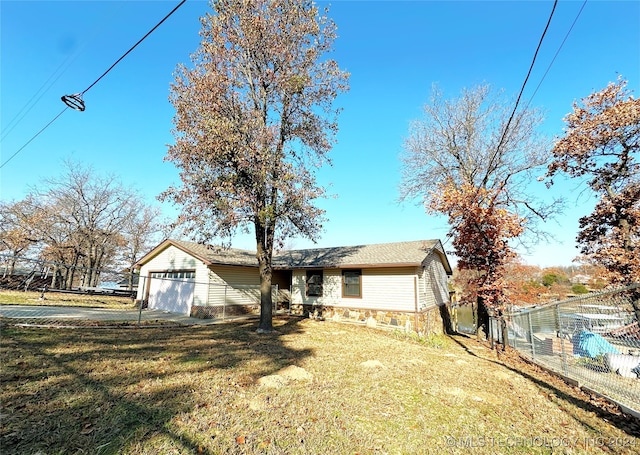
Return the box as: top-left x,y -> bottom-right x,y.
147,271 -> 195,315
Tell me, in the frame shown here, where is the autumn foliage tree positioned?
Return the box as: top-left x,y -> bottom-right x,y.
501,257 -> 543,306
430,182 -> 525,309
161,0 -> 349,332
547,77 -> 639,319
402,85 -> 555,323
0,197 -> 42,275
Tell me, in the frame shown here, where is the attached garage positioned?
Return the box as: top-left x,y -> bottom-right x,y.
135,239 -> 262,316
147,271 -> 195,314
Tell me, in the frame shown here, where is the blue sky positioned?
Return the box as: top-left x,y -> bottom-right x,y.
1,0 -> 639,268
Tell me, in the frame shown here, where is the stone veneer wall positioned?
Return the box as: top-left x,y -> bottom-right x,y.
294,304 -> 446,335
191,304 -> 259,319
191,302 -> 447,335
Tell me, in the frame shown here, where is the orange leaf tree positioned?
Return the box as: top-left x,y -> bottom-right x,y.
402,85 -> 556,330
160,0 -> 349,332
547,77 -> 639,319
429,182 -> 525,309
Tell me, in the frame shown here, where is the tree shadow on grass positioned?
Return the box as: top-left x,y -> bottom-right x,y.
447,333 -> 640,438
0,316 -> 312,454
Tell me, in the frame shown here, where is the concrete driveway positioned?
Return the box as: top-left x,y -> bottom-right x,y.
0,304 -> 218,325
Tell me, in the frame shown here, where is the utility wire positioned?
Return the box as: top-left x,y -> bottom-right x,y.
488,0 -> 558,178
1,58 -> 73,140
80,0 -> 187,97
0,108 -> 68,168
0,0 -> 187,169
447,1 -> 559,251
525,0 -> 587,109
1,2 -> 127,141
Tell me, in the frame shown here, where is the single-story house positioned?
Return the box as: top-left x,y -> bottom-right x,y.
134,238 -> 453,332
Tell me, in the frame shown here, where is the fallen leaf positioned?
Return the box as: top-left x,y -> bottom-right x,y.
236,435 -> 246,445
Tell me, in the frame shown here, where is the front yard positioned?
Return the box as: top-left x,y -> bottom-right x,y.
1,317 -> 638,454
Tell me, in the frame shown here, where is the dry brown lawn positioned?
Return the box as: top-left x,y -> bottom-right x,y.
1,316 -> 639,454
0,290 -> 136,309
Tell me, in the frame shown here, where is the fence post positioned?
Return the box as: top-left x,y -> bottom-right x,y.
555,303 -> 569,374
489,316 -> 494,350
274,284 -> 278,313
223,285 -> 227,321
137,275 -> 146,325
527,312 -> 536,358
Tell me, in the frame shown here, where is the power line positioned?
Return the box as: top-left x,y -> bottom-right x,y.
1,0 -> 187,169
489,0 -> 558,177
62,0 -> 187,111
1,58 -> 74,140
1,2 -> 127,141
0,108 -> 68,169
525,0 -> 588,109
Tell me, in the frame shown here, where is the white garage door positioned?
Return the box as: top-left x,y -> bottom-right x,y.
148,271 -> 195,315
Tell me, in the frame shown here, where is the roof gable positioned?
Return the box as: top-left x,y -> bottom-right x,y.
135,239 -> 258,268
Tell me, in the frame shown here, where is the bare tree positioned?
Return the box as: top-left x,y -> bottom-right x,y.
120,204 -> 163,290
161,0 -> 349,332
7,161 -> 163,289
401,84 -> 557,329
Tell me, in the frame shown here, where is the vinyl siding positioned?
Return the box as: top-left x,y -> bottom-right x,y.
291,267 -> 419,311
291,269 -> 340,307
355,267 -> 418,311
208,265 -> 266,307
420,255 -> 450,309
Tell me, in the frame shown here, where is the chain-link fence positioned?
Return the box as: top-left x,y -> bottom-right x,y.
0,253 -> 137,297
503,284 -> 640,416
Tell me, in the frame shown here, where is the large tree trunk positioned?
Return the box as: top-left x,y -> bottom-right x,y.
257,262 -> 274,333
439,304 -> 456,335
476,296 -> 490,340
255,220 -> 275,333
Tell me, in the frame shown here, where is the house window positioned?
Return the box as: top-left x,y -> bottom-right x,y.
150,271 -> 195,280
306,270 -> 323,297
342,270 -> 361,298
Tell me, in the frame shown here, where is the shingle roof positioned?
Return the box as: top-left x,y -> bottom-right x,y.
136,239 -> 258,268
274,240 -> 442,269
170,239 -> 259,266
137,239 -> 451,273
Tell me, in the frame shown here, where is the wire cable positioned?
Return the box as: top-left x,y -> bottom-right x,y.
1,2 -> 127,140
525,0 -> 588,109
79,0 -> 187,97
1,58 -> 73,140
0,108 -> 68,168
0,0 -> 187,169
488,0 -> 558,179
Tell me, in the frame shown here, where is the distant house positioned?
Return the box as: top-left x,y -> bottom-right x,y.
134,238 -> 453,332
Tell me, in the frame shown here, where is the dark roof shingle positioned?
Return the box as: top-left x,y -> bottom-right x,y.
274,240 -> 441,269
138,239 -> 450,273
